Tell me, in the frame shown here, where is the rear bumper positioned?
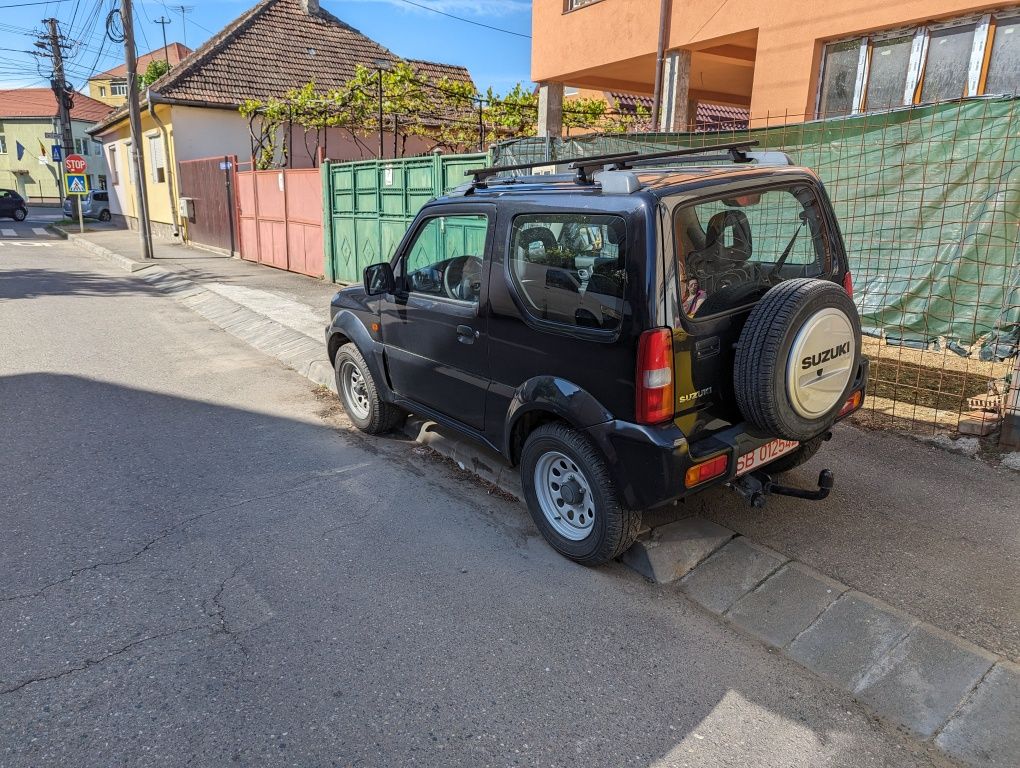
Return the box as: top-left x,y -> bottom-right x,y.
586,359 -> 869,510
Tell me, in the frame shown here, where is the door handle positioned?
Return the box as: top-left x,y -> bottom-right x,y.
456,324 -> 479,344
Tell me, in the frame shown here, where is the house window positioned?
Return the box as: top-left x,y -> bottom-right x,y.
564,0 -> 600,10
863,34 -> 913,111
108,144 -> 119,185
148,135 -> 166,184
986,14 -> 1020,94
818,39 -> 861,116
98,174 -> 108,190
99,86 -> 107,97
0,134 -> 6,155
817,10 -> 1020,118
920,23 -> 977,102
74,137 -> 89,155
110,80 -> 128,96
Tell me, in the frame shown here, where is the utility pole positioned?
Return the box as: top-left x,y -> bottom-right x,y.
155,16 -> 172,67
377,68 -> 384,158
42,18 -> 75,216
122,0 -> 154,259
175,5 -> 193,48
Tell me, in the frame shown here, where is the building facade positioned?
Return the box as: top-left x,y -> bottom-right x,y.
87,43 -> 192,108
0,90 -> 111,203
532,1 -> 1020,132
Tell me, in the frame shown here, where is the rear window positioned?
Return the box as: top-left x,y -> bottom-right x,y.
671,184 -> 830,320
509,213 -> 627,332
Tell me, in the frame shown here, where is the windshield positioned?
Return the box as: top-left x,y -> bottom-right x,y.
669,184 -> 831,320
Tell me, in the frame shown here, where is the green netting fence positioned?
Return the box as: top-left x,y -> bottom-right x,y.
491,97 -> 1020,362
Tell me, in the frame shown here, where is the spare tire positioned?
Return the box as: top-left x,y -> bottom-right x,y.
734,278 -> 861,441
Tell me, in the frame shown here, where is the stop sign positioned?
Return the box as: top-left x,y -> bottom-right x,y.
64,154 -> 87,174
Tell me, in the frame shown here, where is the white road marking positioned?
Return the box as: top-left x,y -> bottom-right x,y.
32,227 -> 50,237
0,242 -> 53,248
1,229 -> 15,237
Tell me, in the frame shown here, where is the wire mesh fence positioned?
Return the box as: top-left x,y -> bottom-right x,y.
491,97 -> 1020,445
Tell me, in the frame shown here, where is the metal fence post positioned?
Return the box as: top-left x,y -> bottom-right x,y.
321,160 -> 335,283
1000,355 -> 1020,449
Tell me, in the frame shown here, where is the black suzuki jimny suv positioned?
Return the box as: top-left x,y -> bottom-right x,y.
326,141 -> 868,566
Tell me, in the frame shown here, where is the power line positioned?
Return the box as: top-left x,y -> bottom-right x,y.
389,0 -> 530,39
0,0 -> 70,7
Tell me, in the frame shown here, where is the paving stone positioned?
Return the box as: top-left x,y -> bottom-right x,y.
679,537 -> 788,614
787,590 -> 916,689
853,624 -> 996,739
725,562 -> 846,648
935,661 -> 1020,767
619,517 -> 734,584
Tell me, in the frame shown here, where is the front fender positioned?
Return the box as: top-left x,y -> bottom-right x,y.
502,376 -> 614,456
326,310 -> 393,401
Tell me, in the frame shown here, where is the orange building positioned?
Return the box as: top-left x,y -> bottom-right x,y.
532,1 -> 1020,133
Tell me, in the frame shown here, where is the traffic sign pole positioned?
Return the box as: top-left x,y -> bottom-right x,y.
77,190 -> 84,234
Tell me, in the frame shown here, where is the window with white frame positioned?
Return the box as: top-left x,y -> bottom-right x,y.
148,135 -> 166,183
74,137 -> 89,155
817,9 -> 1020,117
110,80 -> 128,96
0,125 -> 6,155
108,144 -> 119,185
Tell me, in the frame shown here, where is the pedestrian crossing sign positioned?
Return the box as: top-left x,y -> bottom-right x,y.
65,174 -> 88,195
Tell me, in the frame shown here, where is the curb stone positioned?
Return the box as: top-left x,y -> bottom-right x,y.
68,231 -> 1016,767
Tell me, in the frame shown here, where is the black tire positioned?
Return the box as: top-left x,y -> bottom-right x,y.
334,342 -> 403,434
764,433 -> 826,474
734,278 -> 861,442
98,209 -> 112,222
13,208 -> 26,222
520,423 -> 641,566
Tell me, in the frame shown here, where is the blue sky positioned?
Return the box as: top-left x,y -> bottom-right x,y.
0,0 -> 534,94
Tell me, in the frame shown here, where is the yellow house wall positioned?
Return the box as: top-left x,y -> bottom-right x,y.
87,78 -> 128,108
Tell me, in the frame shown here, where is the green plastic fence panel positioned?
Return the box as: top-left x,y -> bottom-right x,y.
490,97 -> 1020,358
325,152 -> 487,284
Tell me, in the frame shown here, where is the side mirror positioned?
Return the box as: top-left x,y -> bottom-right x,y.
363,262 -> 395,296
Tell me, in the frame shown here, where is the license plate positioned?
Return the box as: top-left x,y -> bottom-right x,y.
736,439 -> 801,476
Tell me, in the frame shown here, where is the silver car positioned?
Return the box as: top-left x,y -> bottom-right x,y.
63,190 -> 111,222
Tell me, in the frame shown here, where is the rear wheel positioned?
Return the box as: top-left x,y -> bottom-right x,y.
98,209 -> 111,222
13,208 -> 26,222
334,343 -> 403,434
521,423 -> 641,566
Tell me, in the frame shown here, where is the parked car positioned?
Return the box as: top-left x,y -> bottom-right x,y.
0,189 -> 28,221
63,190 -> 111,221
325,141 -> 868,565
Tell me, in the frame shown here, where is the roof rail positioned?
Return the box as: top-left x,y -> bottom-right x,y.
464,150 -> 640,185
570,140 -> 760,179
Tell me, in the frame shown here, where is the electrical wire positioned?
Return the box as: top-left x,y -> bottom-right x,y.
388,0 -> 530,39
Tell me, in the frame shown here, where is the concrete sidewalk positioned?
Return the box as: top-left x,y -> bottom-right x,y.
55,226 -> 1019,767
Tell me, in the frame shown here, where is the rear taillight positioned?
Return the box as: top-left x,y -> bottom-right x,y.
842,271 -> 854,300
635,328 -> 674,424
837,390 -> 863,418
685,454 -> 728,488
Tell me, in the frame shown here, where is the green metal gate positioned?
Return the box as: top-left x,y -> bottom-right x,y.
322,152 -> 487,283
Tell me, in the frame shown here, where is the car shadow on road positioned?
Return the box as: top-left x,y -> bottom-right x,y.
0,372 -> 935,768
0,268 -> 158,301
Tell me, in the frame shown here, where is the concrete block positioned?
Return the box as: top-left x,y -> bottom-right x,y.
725,562 -> 846,648
787,591 -> 916,689
620,517 -> 734,584
935,661 -> 1020,767
957,410 -> 1000,437
679,537 -> 788,614
853,625 -> 996,738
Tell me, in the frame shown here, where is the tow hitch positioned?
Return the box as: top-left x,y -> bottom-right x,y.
729,469 -> 834,509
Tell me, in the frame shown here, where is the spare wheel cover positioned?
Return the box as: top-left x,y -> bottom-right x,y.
786,306 -> 856,419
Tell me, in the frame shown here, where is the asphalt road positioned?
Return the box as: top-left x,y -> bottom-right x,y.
0,239 -> 957,767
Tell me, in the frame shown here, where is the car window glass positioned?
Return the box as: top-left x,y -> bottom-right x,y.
509,213 -> 627,331
673,185 -> 827,320
402,214 -> 488,302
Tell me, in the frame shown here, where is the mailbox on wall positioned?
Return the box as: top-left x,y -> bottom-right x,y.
178,196 -> 195,221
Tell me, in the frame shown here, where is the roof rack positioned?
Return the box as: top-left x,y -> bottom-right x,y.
464,150 -> 640,185
569,140 -> 760,180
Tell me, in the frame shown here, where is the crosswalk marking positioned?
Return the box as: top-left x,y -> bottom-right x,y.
32,227 -> 49,237
1,229 -> 15,237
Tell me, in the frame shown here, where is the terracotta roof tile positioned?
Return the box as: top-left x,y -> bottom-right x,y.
0,88 -> 112,122
93,0 -> 474,133
92,43 -> 192,80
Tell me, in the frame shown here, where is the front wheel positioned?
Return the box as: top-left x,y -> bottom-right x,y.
98,210 -> 112,222
334,342 -> 403,434
13,208 -> 26,222
520,423 -> 641,566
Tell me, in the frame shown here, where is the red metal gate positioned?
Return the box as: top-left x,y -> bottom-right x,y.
236,167 -> 323,278
178,156 -> 239,254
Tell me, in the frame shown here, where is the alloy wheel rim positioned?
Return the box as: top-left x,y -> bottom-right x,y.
533,450 -> 595,541
340,361 -> 370,420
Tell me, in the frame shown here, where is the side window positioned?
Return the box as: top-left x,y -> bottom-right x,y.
402,214 -> 488,302
673,185 -> 828,319
509,213 -> 627,331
